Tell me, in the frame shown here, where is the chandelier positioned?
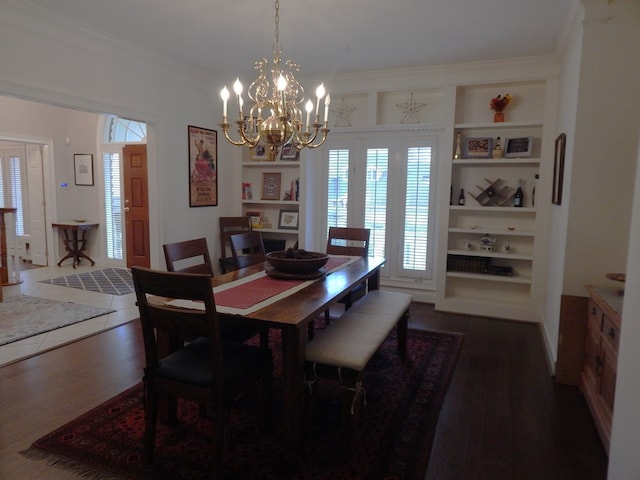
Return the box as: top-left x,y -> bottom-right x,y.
219,0 -> 330,160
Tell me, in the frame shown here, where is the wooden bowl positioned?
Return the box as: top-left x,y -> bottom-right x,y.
265,250 -> 329,274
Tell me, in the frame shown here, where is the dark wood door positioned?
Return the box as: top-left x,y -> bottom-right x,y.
123,144 -> 150,268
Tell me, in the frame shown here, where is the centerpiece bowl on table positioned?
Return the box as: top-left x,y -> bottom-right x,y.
265,249 -> 329,276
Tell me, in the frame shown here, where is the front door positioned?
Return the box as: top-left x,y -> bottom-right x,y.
123,144 -> 150,267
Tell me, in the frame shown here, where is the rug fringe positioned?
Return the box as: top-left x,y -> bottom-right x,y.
20,447 -> 124,480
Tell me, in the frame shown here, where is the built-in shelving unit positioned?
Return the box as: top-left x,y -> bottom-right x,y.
241,160 -> 301,249
435,81 -> 548,322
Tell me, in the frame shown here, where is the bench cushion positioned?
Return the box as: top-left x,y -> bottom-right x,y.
306,290 -> 412,371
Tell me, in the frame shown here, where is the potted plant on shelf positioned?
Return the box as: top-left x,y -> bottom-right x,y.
489,93 -> 512,122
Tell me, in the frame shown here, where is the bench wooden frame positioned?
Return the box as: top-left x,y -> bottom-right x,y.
304,290 -> 412,438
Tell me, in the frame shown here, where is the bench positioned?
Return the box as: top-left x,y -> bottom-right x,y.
305,290 -> 412,436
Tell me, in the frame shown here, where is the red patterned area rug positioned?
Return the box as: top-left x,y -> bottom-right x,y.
23,328 -> 464,480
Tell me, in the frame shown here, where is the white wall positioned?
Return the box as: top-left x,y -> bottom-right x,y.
0,1 -> 242,268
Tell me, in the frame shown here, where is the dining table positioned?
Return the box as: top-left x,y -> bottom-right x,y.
161,255 -> 385,448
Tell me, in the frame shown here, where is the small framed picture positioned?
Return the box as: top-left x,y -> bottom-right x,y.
261,172 -> 281,200
280,142 -> 300,160
552,133 -> 566,205
278,210 -> 299,230
251,142 -> 268,161
504,137 -> 533,158
74,154 -> 94,186
464,137 -> 493,158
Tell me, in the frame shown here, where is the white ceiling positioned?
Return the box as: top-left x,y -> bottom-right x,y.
23,0 -> 575,82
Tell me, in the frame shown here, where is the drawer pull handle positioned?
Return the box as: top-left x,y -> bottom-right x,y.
590,307 -> 597,315
608,327 -> 616,339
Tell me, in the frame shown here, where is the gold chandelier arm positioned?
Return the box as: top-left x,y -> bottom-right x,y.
219,122 -> 261,148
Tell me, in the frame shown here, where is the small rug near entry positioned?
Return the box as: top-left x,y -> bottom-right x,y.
23,328 -> 464,480
41,268 -> 134,296
0,296 -> 115,346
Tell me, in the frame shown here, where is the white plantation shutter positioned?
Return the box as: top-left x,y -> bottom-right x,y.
327,149 -> 349,232
9,156 -> 24,235
103,152 -> 123,260
403,146 -> 431,271
364,148 -> 388,259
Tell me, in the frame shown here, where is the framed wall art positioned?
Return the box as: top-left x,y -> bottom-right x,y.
74,154 -> 94,186
278,210 -> 299,230
280,142 -> 300,160
251,142 -> 269,161
188,125 -> 218,207
261,172 -> 281,200
464,137 -> 493,158
505,137 -> 533,158
552,133 -> 566,205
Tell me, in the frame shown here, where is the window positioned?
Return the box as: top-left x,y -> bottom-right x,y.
0,148 -> 26,236
325,131 -> 437,280
103,152 -> 122,260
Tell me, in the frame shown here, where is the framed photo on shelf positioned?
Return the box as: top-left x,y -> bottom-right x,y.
552,133 -> 566,205
278,210 -> 299,230
464,137 -> 493,158
188,125 -> 218,207
504,137 -> 533,158
280,142 -> 300,160
251,142 -> 269,161
261,172 -> 282,200
73,154 -> 94,186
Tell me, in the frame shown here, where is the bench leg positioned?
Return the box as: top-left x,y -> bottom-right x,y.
340,373 -> 365,448
397,309 -> 409,358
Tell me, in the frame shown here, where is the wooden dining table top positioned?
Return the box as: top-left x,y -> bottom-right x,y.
211,256 -> 385,329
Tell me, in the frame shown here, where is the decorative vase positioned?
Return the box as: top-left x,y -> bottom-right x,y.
493,111 -> 505,122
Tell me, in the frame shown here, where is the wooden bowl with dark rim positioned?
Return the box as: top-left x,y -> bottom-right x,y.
265,250 -> 329,274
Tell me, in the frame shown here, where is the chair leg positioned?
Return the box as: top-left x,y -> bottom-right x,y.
259,328 -> 269,348
262,359 -> 273,431
143,389 -> 159,465
208,404 -> 225,479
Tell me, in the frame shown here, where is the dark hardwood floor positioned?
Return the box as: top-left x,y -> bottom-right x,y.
0,303 -> 608,479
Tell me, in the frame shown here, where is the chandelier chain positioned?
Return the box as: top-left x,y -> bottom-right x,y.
274,0 -> 280,52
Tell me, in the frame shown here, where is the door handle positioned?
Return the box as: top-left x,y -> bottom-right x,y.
124,206 -> 130,213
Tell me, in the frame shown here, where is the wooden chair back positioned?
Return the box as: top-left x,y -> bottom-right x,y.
163,237 -> 214,276
131,267 -> 224,388
219,217 -> 252,273
326,227 -> 371,257
230,231 -> 266,269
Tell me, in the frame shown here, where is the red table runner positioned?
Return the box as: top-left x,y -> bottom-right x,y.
213,256 -> 352,312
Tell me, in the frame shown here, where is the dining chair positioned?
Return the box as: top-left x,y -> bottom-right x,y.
163,237 -> 214,275
163,237 -> 268,346
325,227 -> 371,320
229,231 -> 266,270
219,216 -> 252,273
131,266 -> 273,478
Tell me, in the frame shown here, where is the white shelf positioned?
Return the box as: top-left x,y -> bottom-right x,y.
447,249 -> 533,261
454,121 -> 543,129
242,200 -> 299,206
449,227 -> 535,237
449,205 -> 535,213
253,227 -> 299,234
452,158 -> 540,166
242,161 -> 300,168
446,271 -> 532,284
